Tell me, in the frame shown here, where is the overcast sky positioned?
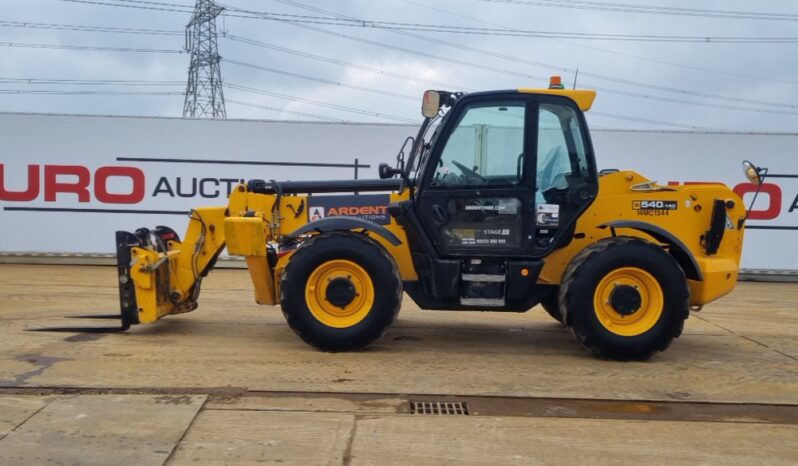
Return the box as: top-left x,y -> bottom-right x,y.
1,0 -> 797,132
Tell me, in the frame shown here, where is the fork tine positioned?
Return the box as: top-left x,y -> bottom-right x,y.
27,321 -> 131,333
69,314 -> 123,320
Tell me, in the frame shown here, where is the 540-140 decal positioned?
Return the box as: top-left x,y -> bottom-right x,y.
633,200 -> 678,216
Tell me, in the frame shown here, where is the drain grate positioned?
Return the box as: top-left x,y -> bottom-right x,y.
410,400 -> 469,415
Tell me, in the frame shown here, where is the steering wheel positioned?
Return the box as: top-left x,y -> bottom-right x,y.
451,160 -> 487,182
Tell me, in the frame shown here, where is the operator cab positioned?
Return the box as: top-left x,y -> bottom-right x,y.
410,81 -> 599,258
387,79 -> 600,310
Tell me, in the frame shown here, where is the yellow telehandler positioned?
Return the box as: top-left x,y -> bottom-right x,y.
40,78 -> 766,360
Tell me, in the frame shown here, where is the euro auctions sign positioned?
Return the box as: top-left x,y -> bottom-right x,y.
730,180 -> 798,222
0,161 -> 391,226
0,162 -> 252,207
0,112 -> 796,272
0,164 -> 146,204
0,113 -> 408,256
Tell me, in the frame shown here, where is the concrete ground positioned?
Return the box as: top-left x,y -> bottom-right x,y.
0,264 -> 796,465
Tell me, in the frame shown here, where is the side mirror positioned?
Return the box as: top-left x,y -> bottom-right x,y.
422,90 -> 441,118
379,163 -> 402,179
740,160 -> 769,226
742,160 -> 763,185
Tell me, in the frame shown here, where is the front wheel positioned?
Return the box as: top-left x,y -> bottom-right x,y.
280,232 -> 402,351
560,237 -> 689,360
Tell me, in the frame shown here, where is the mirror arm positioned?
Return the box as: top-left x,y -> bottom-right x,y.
395,136 -> 414,171
741,166 -> 769,226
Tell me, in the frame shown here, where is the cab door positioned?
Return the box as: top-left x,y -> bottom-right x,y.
416,95 -> 535,256
532,96 -> 598,255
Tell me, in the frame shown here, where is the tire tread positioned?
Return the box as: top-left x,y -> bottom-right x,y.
280,231 -> 402,351
559,236 -> 689,360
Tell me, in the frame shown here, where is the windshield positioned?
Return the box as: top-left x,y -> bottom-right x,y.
409,111 -> 448,182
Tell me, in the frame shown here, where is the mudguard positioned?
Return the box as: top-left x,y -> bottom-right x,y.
288,216 -> 402,246
600,220 -> 702,281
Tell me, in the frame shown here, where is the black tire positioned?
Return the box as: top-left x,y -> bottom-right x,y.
559,236 -> 689,361
540,292 -> 564,324
280,232 -> 402,351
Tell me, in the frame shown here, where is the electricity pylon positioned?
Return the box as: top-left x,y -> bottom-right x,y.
183,0 -> 226,118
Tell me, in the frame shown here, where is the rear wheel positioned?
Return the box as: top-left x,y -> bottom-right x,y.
280,232 -> 402,351
560,236 -> 689,360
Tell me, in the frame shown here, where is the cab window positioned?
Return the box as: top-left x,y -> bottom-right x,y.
431,102 -> 525,188
536,103 -> 590,203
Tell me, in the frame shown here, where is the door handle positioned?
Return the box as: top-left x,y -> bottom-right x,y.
431,204 -> 447,224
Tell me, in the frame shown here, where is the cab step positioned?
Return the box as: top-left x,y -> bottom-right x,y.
459,259 -> 507,307
459,298 -> 506,307
461,273 -> 505,282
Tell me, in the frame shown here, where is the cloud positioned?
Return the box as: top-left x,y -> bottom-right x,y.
1,0 -> 796,131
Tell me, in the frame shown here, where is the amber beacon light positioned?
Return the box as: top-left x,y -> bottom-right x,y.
549,75 -> 565,89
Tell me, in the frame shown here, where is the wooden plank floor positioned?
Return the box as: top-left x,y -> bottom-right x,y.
1,264 -> 796,403
0,264 -> 797,465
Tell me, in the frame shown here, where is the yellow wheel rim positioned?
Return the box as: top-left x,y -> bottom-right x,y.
593,267 -> 664,337
305,259 -> 374,329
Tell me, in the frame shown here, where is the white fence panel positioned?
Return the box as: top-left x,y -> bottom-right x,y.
0,113 -> 795,271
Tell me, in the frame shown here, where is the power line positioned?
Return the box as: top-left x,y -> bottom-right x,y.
480,0 -> 798,21
0,78 -> 712,129
0,89 -> 183,95
273,0 -> 798,111
223,49 -> 712,130
53,0 -> 798,83
0,18 -> 454,91
51,0 -> 798,109
397,0 -> 798,86
232,34 -> 798,118
112,0 -> 195,8
0,41 -> 184,53
7,23 -> 782,121
220,8 -> 798,43
0,77 -> 183,86
224,59 -> 416,101
224,83 -> 417,123
0,75 -> 416,123
0,84 -> 709,129
226,16 -> 798,115
0,20 -> 182,35
590,111 -> 719,131
58,0 -> 798,42
223,34 -> 466,90
16,14 -> 794,91
56,0 -> 193,14
223,32 -> 798,126
30,0 -> 780,128
36,2 -> 797,112
226,98 -> 347,122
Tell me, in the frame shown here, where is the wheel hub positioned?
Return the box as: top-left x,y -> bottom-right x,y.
325,277 -> 356,308
593,267 -> 664,337
305,259 -> 375,329
609,284 -> 642,316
